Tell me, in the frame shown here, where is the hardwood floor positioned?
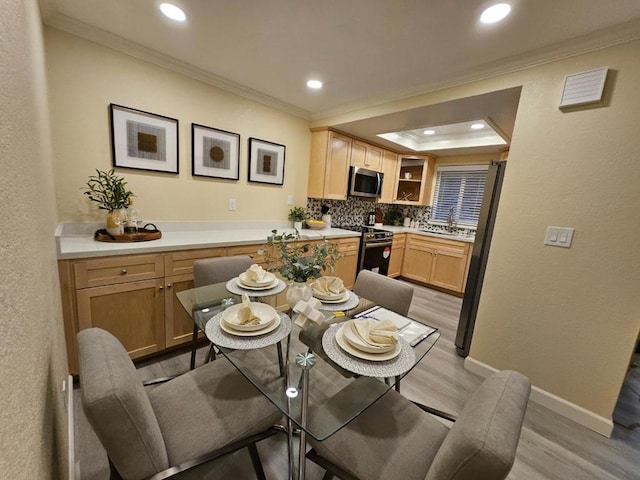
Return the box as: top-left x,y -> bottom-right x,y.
73,281 -> 640,479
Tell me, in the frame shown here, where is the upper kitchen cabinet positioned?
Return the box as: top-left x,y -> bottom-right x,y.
350,140 -> 383,171
379,149 -> 398,204
308,129 -> 352,200
394,155 -> 435,205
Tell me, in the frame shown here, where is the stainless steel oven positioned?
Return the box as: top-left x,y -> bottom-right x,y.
358,228 -> 394,275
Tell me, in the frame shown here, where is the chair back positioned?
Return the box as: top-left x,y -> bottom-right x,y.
353,269 -> 414,316
425,370 -> 531,480
77,328 -> 169,480
193,255 -> 254,287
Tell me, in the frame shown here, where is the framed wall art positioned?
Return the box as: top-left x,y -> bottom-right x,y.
248,137 -> 285,185
109,103 -> 179,173
191,124 -> 240,180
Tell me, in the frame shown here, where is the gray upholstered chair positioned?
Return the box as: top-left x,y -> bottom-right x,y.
78,327 -> 283,480
353,269 -> 414,316
306,370 -> 531,480
190,255 -> 254,368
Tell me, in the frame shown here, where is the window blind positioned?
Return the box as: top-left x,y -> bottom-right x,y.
431,165 -> 488,228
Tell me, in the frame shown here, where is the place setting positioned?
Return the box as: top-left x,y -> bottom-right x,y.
225,263 -> 286,297
205,293 -> 291,349
322,317 -> 415,377
310,276 -> 359,311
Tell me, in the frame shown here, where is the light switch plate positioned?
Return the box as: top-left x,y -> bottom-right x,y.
287,194 -> 293,205
544,226 -> 574,248
228,198 -> 236,211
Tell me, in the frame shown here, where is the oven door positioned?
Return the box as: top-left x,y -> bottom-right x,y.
359,239 -> 393,275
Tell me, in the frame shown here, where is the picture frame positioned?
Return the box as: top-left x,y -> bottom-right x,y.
248,137 -> 286,185
191,123 -> 240,180
109,103 -> 179,174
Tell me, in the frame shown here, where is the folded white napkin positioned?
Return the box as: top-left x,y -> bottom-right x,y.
313,276 -> 344,295
293,297 -> 325,327
235,293 -> 262,325
351,318 -> 398,347
245,264 -> 268,282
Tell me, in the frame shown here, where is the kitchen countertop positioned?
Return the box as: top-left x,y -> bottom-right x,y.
55,221 -> 361,260
375,225 -> 476,243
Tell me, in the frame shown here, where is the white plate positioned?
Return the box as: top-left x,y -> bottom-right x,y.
221,303 -> 276,331
314,290 -> 350,303
335,326 -> 401,361
219,314 -> 282,337
236,277 -> 279,290
238,271 -> 276,287
342,320 -> 396,354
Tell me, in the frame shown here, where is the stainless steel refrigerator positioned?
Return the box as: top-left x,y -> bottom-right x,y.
455,160 -> 506,357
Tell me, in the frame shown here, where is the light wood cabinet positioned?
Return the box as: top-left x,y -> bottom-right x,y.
401,234 -> 471,293
394,155 -> 435,205
379,149 -> 398,204
350,140 -> 383,171
332,237 -> 360,289
308,129 -> 352,200
388,233 -> 406,278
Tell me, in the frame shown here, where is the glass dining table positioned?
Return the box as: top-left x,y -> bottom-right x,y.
176,281 -> 440,480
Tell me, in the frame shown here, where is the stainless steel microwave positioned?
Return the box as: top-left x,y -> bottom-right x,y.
348,166 -> 383,198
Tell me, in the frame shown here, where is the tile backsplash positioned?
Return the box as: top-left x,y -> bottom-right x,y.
306,198 -> 476,237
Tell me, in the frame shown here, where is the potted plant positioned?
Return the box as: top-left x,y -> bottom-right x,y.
259,229 -> 341,306
83,169 -> 133,235
288,206 -> 307,231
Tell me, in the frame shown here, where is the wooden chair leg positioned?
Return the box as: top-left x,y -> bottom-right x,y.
247,443 -> 266,480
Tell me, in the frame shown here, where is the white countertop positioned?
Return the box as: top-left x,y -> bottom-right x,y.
376,225 -> 476,243
55,221 -> 361,259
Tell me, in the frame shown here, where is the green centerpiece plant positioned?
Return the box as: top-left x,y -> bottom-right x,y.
288,206 -> 307,230
259,229 -> 342,305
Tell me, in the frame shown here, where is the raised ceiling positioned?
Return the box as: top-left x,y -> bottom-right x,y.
39,0 -> 640,154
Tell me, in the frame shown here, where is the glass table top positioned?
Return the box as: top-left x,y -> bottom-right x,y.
176,282 -> 440,441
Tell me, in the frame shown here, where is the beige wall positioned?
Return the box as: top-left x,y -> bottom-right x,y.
0,0 -> 68,478
316,41 -> 640,420
45,28 -> 311,224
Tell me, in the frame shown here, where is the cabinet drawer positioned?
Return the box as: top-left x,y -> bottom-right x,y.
336,237 -> 360,253
74,254 -> 164,289
407,234 -> 469,255
227,243 -> 266,264
164,247 -> 227,276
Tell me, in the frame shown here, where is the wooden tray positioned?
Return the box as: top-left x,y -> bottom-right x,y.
94,224 -> 162,243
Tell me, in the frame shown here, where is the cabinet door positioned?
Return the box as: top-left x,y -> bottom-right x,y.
76,279 -> 165,359
324,132 -> 352,200
351,140 -> 382,171
388,234 -> 406,278
332,237 -> 360,289
430,248 -> 468,293
401,237 -> 434,284
380,150 -> 398,203
164,273 -> 201,348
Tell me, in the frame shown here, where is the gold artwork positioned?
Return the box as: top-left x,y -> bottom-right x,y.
262,154 -> 272,172
209,146 -> 225,162
137,132 -> 158,153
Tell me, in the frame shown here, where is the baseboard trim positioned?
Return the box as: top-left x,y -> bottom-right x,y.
464,357 -> 614,438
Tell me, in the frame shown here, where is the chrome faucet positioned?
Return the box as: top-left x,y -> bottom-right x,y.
447,207 -> 456,233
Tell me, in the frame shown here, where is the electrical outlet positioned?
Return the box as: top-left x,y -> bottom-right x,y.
228,199 -> 236,211
287,194 -> 293,205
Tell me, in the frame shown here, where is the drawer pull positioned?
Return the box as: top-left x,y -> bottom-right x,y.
167,284 -> 172,289
159,286 -> 164,291
121,269 -> 127,275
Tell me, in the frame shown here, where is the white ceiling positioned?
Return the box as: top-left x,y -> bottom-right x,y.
39,0 -> 640,154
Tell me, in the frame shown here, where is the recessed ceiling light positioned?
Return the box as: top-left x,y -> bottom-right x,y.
306,80 -> 323,89
470,123 -> 485,130
423,129 -> 436,135
480,3 -> 511,24
160,3 -> 186,22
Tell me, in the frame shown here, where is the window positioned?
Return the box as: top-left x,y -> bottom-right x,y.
431,165 -> 488,228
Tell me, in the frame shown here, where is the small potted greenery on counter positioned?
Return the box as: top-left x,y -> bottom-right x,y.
83,169 -> 133,235
288,206 -> 307,230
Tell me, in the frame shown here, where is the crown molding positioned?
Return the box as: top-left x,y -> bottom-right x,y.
310,17 -> 640,122
42,12 -> 311,120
